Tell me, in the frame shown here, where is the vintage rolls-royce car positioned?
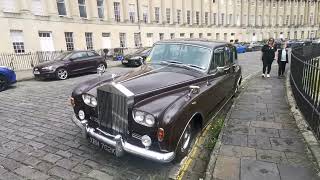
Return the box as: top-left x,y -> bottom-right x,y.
70,39 -> 242,163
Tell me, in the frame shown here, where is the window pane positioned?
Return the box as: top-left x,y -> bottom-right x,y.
78,0 -> 87,18
57,0 -> 67,15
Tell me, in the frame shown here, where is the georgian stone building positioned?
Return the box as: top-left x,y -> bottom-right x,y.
0,0 -> 319,53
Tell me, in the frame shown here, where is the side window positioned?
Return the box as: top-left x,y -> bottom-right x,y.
70,52 -> 88,60
209,47 -> 224,73
224,46 -> 232,65
87,51 -> 96,57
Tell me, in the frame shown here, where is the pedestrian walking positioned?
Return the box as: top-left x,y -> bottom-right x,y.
261,38 -> 277,78
277,43 -> 289,78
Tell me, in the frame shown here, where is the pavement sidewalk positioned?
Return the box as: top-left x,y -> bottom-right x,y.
210,69 -> 319,180
15,60 -> 122,82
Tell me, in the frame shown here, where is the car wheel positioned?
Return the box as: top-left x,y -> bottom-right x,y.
97,63 -> 106,73
175,123 -> 195,162
0,75 -> 8,92
56,68 -> 68,80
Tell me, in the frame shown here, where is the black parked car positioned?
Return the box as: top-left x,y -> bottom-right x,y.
122,47 -> 152,67
33,51 -> 107,80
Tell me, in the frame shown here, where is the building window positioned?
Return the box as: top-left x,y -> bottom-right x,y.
159,33 -> 164,40
155,7 -> 160,23
78,0 -> 87,18
129,4 -> 135,23
190,33 -> 194,38
147,33 -> 153,38
258,15 -> 262,26
199,33 -> 203,38
221,13 -> 225,25
134,33 -> 141,47
177,9 -> 181,24
224,33 -> 227,41
166,8 -> 171,24
97,0 -> 104,19
228,14 -> 232,25
213,13 -> 217,25
85,32 -> 93,50
300,15 -> 303,25
301,31 -> 304,39
10,30 -> 25,53
142,5 -> 148,23
119,33 -> 126,48
114,2 -> 121,22
170,33 -> 175,39
293,15 -> 297,25
57,0 -> 67,16
310,13 -> 314,25
286,15 -> 289,25
32,0 -> 43,15
205,12 -> 209,25
180,33 -> 185,38
207,33 -> 212,37
196,11 -> 200,25
187,10 -> 191,25
64,32 -> 74,51
250,15 -> 255,26
236,14 -> 240,26
216,33 -> 220,40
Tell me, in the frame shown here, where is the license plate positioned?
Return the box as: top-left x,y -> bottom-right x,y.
89,136 -> 116,154
122,60 -> 128,63
33,71 -> 40,74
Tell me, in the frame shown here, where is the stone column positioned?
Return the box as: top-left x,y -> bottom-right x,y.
149,0 -> 154,23
47,0 -> 58,16
200,0 -> 203,25
182,0 -> 186,24
191,0 -> 194,25
255,0 -> 258,26
161,0 -> 165,23
20,0 -> 30,13
121,0 -> 127,22
105,0 -> 113,22
69,0 -> 80,19
262,0 -> 265,26
233,0 -> 236,26
172,0 -> 176,24
209,0 -> 212,25
89,0 -> 98,20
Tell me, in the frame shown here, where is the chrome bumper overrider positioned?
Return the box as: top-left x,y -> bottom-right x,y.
71,115 -> 175,163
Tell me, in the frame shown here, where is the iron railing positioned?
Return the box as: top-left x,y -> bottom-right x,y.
0,48 -> 140,71
290,43 -> 320,139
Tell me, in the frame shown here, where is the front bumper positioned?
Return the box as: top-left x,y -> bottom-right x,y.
71,115 -> 175,163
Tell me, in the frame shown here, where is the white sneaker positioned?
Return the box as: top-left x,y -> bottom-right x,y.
267,74 -> 270,78
262,74 -> 265,78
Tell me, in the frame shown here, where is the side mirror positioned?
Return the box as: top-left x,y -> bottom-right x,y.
189,85 -> 200,94
69,57 -> 75,61
217,66 -> 224,73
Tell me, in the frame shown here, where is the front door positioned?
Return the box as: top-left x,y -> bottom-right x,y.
39,32 -> 54,51
102,33 -> 111,49
68,52 -> 92,74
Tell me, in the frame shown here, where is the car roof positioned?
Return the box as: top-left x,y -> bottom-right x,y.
155,38 -> 229,49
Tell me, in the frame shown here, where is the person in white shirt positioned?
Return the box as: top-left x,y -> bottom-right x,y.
277,43 -> 289,78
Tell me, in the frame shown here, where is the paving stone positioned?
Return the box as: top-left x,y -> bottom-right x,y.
256,113 -> 275,122
257,149 -> 287,164
240,159 -> 280,180
88,170 -> 113,180
48,166 -> 80,179
228,119 -> 251,127
42,153 -> 62,163
2,141 -> 24,150
0,172 -> 24,180
220,145 -> 256,158
24,156 -> 41,166
72,164 -> 93,175
8,151 -> 30,162
248,136 -> 272,150
273,113 -> 295,123
251,121 -> 283,129
222,134 -> 247,147
14,165 -> 36,178
278,165 -> 319,180
270,138 -> 305,153
254,128 -> 279,138
230,111 -> 258,121
212,156 -> 240,180
56,150 -> 73,158
0,158 -> 22,171
55,158 -> 79,170
279,129 -> 303,139
224,125 -> 252,135
283,152 -> 315,168
34,161 -> 55,172
0,166 -> 8,175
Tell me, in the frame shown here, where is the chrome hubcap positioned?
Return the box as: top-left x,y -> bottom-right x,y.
98,64 -> 106,72
181,124 -> 191,152
57,69 -> 68,79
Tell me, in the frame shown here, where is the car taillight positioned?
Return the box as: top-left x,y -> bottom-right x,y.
70,97 -> 75,107
157,128 -> 165,142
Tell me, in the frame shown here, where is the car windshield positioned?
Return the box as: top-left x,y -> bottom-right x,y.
148,44 -> 212,71
54,52 -> 72,61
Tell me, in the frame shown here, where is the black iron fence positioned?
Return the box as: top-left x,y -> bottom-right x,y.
0,48 -> 139,71
291,44 -> 320,139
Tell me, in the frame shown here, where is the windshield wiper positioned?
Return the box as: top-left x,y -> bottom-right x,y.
186,64 -> 206,70
160,60 -> 183,64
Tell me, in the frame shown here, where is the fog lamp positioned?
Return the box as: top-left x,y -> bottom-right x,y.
78,110 -> 85,120
141,135 -> 152,148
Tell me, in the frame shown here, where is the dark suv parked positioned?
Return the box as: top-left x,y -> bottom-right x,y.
33,51 -> 107,80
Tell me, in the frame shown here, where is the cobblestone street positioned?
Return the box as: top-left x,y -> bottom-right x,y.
0,52 -> 262,180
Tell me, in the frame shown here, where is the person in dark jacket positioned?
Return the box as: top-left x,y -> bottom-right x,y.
261,38 -> 277,78
277,43 -> 289,78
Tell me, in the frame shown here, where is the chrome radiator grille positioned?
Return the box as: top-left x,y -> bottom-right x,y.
97,88 -> 128,134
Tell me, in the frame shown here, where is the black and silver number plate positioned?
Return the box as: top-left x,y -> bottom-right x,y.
89,136 -> 116,155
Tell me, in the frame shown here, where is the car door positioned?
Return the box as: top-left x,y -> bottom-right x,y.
223,45 -> 237,97
68,52 -> 91,74
86,51 -> 101,71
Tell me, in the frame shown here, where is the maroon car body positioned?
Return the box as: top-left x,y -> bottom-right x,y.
33,51 -> 107,80
71,39 -> 242,163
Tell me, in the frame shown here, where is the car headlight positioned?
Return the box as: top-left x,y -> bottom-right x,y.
82,94 -> 97,107
42,66 -> 54,71
133,110 -> 155,127
130,56 -> 142,60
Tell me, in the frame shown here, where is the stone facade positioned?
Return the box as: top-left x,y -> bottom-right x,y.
0,0 -> 319,53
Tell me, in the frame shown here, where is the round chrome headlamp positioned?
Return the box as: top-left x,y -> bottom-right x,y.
82,94 -> 97,107
141,135 -> 152,148
78,110 -> 85,120
145,114 -> 155,126
133,110 -> 156,127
